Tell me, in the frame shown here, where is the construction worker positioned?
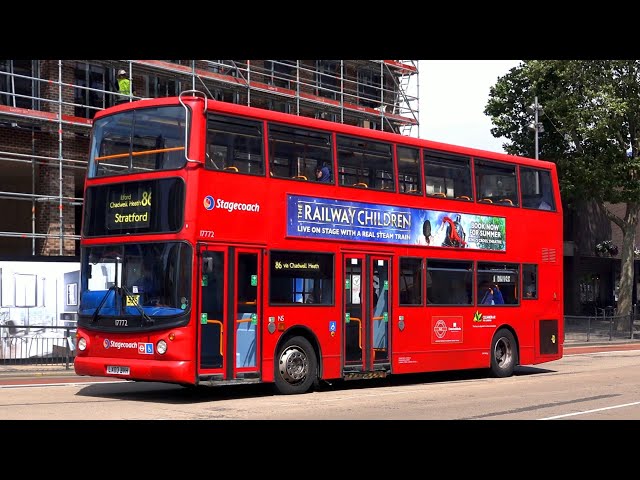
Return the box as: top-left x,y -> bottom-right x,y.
116,69 -> 132,102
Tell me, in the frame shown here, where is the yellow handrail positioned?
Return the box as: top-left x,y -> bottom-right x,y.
348,317 -> 362,349
95,146 -> 185,161
206,319 -> 224,355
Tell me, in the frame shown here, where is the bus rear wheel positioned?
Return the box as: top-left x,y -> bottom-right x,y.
490,329 -> 517,378
274,336 -> 317,395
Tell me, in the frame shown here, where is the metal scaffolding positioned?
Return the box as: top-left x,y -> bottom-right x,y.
0,59 -> 420,257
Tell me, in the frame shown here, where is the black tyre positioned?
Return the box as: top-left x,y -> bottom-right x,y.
274,336 -> 317,395
490,329 -> 517,378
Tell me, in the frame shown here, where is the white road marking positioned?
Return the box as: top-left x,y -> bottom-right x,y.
540,401 -> 640,420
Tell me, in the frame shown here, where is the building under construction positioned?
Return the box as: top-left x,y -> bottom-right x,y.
0,60 -> 419,258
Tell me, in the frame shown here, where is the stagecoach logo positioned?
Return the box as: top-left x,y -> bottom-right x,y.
202,195 -> 260,213
204,195 -> 215,210
103,338 -> 139,350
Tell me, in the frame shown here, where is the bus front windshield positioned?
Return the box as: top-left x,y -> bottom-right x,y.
88,105 -> 186,178
78,242 -> 192,324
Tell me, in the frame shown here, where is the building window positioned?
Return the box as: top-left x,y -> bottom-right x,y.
316,60 -> 339,100
0,60 -> 39,109
143,75 -> 179,100
66,282 -> 78,306
265,60 -> 296,89
74,62 -> 108,119
361,119 -> 380,130
267,99 -> 293,114
15,274 -> 36,308
357,67 -> 382,109
209,60 -> 237,77
315,110 -> 338,122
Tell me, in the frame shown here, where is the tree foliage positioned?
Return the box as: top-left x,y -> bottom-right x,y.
484,60 -> 640,318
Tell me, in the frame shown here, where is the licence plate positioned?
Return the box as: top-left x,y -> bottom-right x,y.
106,365 -> 130,375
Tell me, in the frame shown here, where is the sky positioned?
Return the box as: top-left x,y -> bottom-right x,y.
418,60 -> 522,154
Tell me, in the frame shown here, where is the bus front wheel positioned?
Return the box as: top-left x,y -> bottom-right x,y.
490,329 -> 517,378
274,336 -> 317,395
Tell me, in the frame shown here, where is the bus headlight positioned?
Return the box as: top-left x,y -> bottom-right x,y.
77,337 -> 87,351
157,340 -> 167,355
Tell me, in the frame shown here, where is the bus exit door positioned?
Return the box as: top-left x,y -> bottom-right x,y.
343,254 -> 391,375
198,245 -> 262,382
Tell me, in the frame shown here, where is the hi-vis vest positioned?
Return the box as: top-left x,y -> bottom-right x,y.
118,78 -> 131,96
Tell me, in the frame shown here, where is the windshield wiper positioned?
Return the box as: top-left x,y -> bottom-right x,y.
91,285 -> 118,324
120,285 -> 155,326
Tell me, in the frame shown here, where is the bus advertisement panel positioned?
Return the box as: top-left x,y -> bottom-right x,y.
287,194 -> 506,251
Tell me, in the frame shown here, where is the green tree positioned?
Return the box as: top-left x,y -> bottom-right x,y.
485,60 -> 640,323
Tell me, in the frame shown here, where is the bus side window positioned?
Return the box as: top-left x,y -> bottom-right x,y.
207,113 -> 264,175
397,146 -> 422,195
520,166 -> 555,211
477,262 -> 519,305
427,260 -> 472,305
474,159 -> 518,207
523,264 -> 538,299
423,149 -> 472,200
399,257 -> 423,305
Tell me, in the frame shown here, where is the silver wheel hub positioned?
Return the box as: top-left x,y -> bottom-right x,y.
494,337 -> 513,368
279,346 -> 308,384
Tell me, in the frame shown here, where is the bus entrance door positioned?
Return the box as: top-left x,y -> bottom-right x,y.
343,254 -> 391,377
198,246 -> 261,383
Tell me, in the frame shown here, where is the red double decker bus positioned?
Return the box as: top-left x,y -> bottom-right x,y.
74,90 -> 563,395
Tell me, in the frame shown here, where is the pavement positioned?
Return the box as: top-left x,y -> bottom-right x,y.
1,338 -> 639,380
0,363 -> 78,378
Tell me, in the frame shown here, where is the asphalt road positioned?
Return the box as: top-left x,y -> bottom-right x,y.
2,342 -> 640,421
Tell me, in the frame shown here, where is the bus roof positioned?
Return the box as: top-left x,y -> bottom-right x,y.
95,94 -> 556,170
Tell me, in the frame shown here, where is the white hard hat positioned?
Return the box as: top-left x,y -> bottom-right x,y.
117,69 -> 126,75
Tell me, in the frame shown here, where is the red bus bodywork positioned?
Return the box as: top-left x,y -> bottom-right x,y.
74,93 -> 563,394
